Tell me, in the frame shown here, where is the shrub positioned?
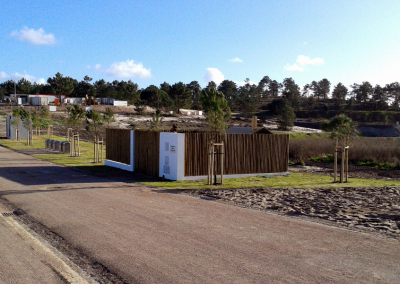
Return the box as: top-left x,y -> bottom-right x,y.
290,137 -> 400,168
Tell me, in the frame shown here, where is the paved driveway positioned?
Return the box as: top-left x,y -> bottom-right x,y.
0,146 -> 399,283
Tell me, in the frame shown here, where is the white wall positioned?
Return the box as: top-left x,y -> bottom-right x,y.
159,132 -> 185,180
104,130 -> 135,172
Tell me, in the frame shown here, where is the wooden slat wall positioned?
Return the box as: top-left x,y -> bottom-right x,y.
184,133 -> 289,176
134,131 -> 160,177
106,128 -> 131,165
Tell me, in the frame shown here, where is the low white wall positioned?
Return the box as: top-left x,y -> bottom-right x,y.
104,160 -> 133,171
104,130 -> 135,172
159,132 -> 185,180
182,172 -> 289,181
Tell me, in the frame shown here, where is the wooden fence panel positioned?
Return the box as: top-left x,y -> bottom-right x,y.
184,133 -> 289,176
106,129 -> 131,165
134,131 -> 160,177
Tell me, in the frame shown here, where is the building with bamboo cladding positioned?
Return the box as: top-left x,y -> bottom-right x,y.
105,129 -> 289,180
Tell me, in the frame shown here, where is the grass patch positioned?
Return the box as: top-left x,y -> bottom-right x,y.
141,172 -> 400,190
289,133 -> 329,139
0,135 -> 46,149
0,135 -> 106,171
310,154 -> 334,163
355,160 -> 395,170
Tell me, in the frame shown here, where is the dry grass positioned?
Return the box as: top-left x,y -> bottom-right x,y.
290,137 -> 400,167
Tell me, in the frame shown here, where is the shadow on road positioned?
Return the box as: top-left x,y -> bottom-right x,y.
0,163 -> 159,187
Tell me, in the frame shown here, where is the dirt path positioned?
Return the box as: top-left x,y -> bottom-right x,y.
0,146 -> 399,283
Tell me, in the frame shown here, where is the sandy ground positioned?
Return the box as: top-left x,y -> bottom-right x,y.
184,186 -> 400,240
0,146 -> 400,283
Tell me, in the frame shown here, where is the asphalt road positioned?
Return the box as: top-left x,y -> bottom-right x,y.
0,145 -> 399,283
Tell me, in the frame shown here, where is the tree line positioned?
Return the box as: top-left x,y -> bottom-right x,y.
1,72 -> 400,112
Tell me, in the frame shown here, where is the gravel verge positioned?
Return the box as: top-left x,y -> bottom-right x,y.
0,196 -> 129,284
183,186 -> 400,240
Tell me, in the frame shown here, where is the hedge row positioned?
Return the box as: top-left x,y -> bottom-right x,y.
295,110 -> 400,124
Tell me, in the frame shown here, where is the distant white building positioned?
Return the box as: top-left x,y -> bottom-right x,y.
179,109 -> 203,116
9,94 -> 66,105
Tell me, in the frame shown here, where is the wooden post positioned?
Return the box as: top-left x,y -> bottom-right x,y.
251,116 -> 257,131
207,143 -> 212,185
214,145 -> 217,185
77,134 -> 80,157
47,125 -> 53,138
71,134 -> 80,157
221,141 -> 224,185
211,144 -> 215,185
100,137 -> 103,162
97,136 -> 100,162
334,139 -> 338,182
341,141 -> 345,183
70,134 -> 74,156
93,136 -> 97,163
345,137 -> 349,183
34,127 -> 40,136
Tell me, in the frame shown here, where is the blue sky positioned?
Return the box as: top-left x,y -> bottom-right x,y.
1,0 -> 399,91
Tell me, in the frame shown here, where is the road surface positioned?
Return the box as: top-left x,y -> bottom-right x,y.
0,145 -> 399,283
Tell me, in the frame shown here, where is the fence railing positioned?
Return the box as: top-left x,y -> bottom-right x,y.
106,129 -> 131,165
184,133 -> 289,176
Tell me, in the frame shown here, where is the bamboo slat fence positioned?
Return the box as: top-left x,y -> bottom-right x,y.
184,133 -> 289,176
134,130 -> 160,177
106,128 -> 131,165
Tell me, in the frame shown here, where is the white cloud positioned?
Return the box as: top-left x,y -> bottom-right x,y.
0,71 -> 8,79
10,27 -> 56,45
0,71 -> 45,84
204,68 -> 225,85
284,63 -> 304,72
228,57 -> 243,63
105,60 -> 151,79
285,55 -> 324,72
296,55 -> 324,66
36,78 -> 46,84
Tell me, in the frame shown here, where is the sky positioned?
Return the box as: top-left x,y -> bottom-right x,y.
1,0 -> 400,91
